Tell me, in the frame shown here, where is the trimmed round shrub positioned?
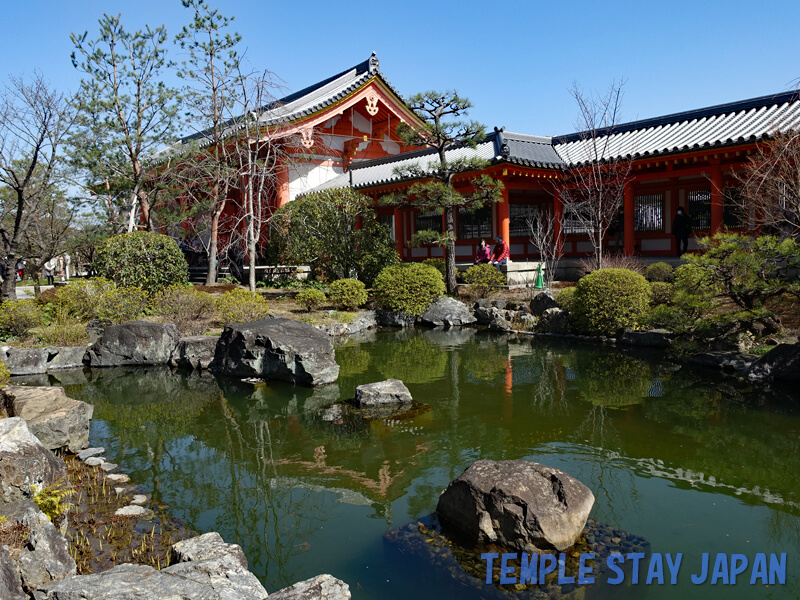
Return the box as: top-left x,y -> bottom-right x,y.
296,288 -> 326,312
571,268 -> 651,336
373,263 -> 445,316
637,304 -> 688,331
463,264 -> 507,299
53,278 -> 116,320
645,262 -> 674,282
95,287 -> 150,323
153,285 -> 216,335
0,300 -> 42,338
94,231 -> 188,294
422,258 -> 446,280
650,282 -> 674,306
556,286 -> 577,312
216,289 -> 270,325
328,279 -> 367,311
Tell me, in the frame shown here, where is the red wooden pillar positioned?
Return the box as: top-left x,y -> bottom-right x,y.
711,163 -> 723,234
393,207 -> 403,256
498,187 -> 510,245
553,187 -> 563,256
276,163 -> 290,209
624,181 -> 635,256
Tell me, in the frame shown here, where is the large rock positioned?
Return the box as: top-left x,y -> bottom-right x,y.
748,343 -> 800,383
354,379 -> 413,407
86,321 -> 180,367
375,310 -> 416,328
211,318 -> 339,387
0,418 -> 66,504
0,545 -> 26,600
529,291 -> 559,316
436,460 -> 595,553
3,348 -> 50,376
418,297 -> 476,327
536,307 -> 570,334
34,532 -> 268,600
1,500 -> 76,593
2,386 -> 93,453
269,574 -> 351,600
619,329 -> 673,348
172,336 -> 219,370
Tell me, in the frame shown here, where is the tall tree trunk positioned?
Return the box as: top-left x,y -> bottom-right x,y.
247,187 -> 257,292
206,211 -> 221,285
444,206 -> 457,294
0,265 -> 17,302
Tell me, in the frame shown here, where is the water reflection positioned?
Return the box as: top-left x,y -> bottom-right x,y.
62,330 -> 800,599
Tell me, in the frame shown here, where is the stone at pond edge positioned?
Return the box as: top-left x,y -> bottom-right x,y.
530,291 -> 559,317
747,343 -> 800,383
114,505 -> 154,519
0,545 -> 26,600
169,531 -> 248,569
2,386 -> 93,453
619,329 -> 673,348
536,307 -> 570,334
418,297 -> 476,327
87,321 -> 180,367
268,574 -> 351,600
0,418 -> 66,504
211,317 -> 339,387
354,379 -> 413,407
313,311 -> 377,337
375,309 -> 416,328
76,447 -> 104,461
34,532 -> 269,600
436,459 -> 595,553
0,500 -> 76,593
172,335 -> 218,370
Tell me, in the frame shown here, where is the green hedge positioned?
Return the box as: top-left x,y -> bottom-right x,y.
94,231 -> 188,294
571,268 -> 651,336
373,263 -> 445,316
296,289 -> 326,312
463,264 -> 506,298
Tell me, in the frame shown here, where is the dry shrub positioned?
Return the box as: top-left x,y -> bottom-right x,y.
578,253 -> 645,276
153,285 -> 216,335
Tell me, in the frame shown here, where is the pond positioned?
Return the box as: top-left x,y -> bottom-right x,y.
62,328 -> 800,599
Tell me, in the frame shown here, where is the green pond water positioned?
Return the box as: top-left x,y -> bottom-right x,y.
62,329 -> 800,599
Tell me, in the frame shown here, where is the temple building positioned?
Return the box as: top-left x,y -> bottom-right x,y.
176,53 -> 800,264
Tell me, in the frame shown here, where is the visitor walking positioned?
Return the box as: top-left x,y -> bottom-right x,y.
490,236 -> 509,269
474,239 -> 491,264
15,259 -> 24,281
672,207 -> 692,257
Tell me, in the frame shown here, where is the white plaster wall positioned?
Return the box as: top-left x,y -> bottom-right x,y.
351,111 -> 372,135
288,163 -> 343,201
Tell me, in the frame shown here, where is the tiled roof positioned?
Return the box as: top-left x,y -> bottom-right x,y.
308,129 -> 565,193
553,90 -> 800,165
178,53 -> 402,147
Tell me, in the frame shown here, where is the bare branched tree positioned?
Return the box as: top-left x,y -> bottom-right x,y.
0,74 -> 74,301
734,130 -> 800,235
559,80 -> 634,270
227,68 -> 287,291
527,205 -> 563,291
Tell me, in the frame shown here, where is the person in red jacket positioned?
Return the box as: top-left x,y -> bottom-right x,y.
490,236 -> 509,269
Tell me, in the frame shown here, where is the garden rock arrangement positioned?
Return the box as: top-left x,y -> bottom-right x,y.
171,335 -> 219,371
418,297 -> 476,327
354,379 -> 413,407
436,459 -> 595,553
87,321 -> 181,367
211,317 -> 340,386
747,343 -> 800,383
313,311 -> 377,337
0,386 -> 353,600
1,346 -> 88,377
1,499 -> 76,594
2,386 -> 93,453
0,418 -> 66,504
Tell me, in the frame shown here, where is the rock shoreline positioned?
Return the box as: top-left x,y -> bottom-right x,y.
0,387 -> 352,599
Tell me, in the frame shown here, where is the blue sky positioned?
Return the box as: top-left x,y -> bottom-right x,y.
2,0 -> 799,137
